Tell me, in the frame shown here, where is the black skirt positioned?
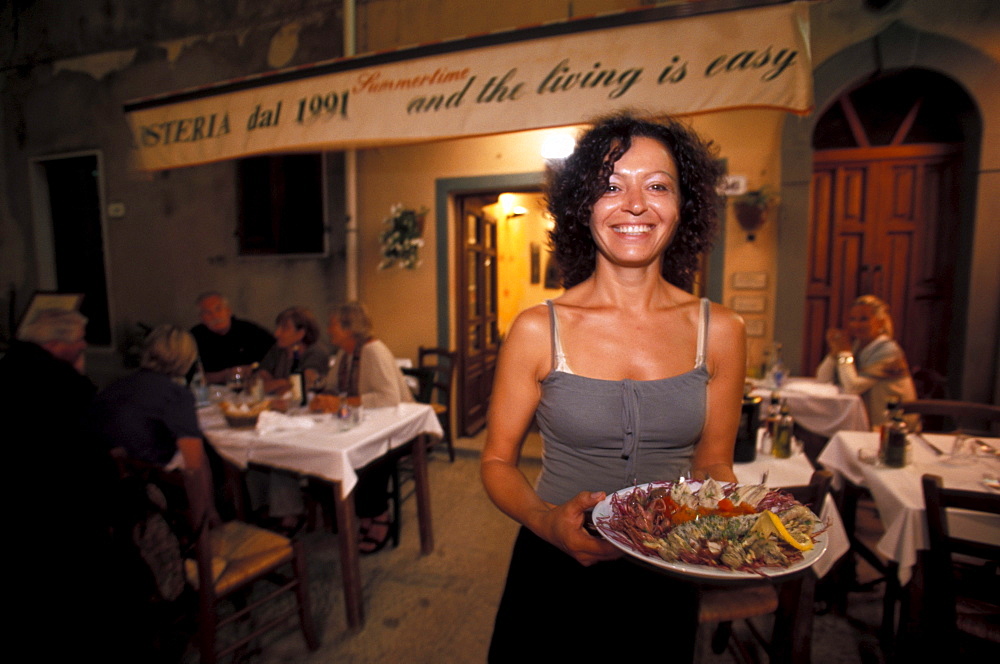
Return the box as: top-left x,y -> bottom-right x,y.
488,526 -> 699,662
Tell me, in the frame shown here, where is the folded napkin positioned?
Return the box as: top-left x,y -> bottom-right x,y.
781,380 -> 841,397
256,410 -> 316,434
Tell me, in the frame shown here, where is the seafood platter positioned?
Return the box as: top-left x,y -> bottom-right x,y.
592,478 -> 828,579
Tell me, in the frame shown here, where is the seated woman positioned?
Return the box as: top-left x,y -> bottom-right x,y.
248,306 -> 329,531
325,302 -> 414,554
255,306 -> 329,396
89,325 -> 202,467
816,294 -> 917,427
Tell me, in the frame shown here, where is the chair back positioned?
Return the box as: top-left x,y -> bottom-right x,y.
176,437 -> 222,597
783,470 -> 833,511
911,366 -> 948,400
417,347 -> 457,408
922,473 -> 1000,565
919,474 -> 1000,648
901,399 -> 1000,436
401,366 -> 436,404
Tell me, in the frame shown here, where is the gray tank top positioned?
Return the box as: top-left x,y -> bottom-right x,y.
534,298 -> 710,504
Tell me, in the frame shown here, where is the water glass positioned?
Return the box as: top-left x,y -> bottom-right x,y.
946,434 -> 976,465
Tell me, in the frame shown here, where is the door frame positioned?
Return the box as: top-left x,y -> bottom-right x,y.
434,172 -> 544,352
27,149 -> 116,350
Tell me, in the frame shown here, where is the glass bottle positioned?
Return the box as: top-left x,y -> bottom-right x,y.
882,406 -> 909,468
760,391 -> 782,454
772,402 -> 794,459
767,342 -> 786,389
191,359 -> 208,405
289,348 -> 307,406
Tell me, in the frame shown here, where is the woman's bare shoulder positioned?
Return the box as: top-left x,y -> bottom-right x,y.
506,302 -> 552,343
499,303 -> 554,382
707,300 -> 745,332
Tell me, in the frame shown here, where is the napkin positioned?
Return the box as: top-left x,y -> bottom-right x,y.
781,380 -> 841,397
256,410 -> 316,434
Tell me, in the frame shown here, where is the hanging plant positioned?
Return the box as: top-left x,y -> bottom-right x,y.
378,203 -> 428,269
731,187 -> 780,240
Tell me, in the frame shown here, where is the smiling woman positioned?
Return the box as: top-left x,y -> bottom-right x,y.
481,112 -> 743,662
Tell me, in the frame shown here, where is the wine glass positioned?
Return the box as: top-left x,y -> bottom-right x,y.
228,366 -> 247,401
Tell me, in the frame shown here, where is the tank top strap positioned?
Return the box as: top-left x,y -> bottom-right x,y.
694,297 -> 710,369
546,300 -> 572,374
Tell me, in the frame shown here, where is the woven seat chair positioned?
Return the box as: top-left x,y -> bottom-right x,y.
116,438 -> 320,663
698,470 -> 833,664
916,474 -> 1000,656
416,346 -> 457,461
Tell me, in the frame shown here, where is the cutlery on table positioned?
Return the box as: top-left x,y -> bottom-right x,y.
910,432 -> 944,456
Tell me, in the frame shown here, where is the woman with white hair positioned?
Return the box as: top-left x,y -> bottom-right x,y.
817,294 -> 917,426
89,325 -> 203,465
325,301 -> 414,553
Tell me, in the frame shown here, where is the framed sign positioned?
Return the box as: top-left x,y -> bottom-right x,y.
16,291 -> 84,338
732,271 -> 768,290
745,319 -> 766,338
731,295 -> 766,313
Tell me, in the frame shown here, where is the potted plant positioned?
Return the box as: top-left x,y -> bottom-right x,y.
379,204 -> 428,269
732,188 -> 779,240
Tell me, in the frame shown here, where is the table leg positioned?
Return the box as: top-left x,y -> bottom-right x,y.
411,434 -> 435,554
771,572 -> 816,664
331,481 -> 364,629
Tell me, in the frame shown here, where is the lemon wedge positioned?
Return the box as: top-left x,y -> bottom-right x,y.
751,511 -> 814,551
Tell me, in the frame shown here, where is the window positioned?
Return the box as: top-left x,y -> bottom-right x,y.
236,153 -> 327,256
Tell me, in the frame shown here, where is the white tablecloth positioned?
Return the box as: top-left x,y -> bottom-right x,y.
734,449 -> 849,577
752,377 -> 870,437
818,430 -> 1000,584
199,401 -> 444,498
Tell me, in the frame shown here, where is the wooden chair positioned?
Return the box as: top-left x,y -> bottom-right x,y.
698,470 -> 833,664
416,346 -> 458,461
901,399 -> 1000,436
118,439 -> 320,663
916,474 -> 1000,655
911,366 -> 948,400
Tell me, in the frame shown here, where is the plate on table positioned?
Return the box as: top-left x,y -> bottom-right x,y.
592,480 -> 828,580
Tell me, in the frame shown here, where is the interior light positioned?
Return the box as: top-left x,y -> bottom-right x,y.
541,133 -> 575,160
498,193 -> 516,217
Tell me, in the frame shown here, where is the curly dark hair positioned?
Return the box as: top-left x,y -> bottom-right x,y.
547,110 -> 724,290
275,306 -> 321,347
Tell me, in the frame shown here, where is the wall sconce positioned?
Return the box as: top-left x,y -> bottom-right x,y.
498,192 -> 527,219
731,188 -> 779,241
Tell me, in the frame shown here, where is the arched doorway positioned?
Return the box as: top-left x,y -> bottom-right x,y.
777,23 -> 998,402
802,69 -> 976,388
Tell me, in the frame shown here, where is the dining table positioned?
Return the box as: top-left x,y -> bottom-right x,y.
817,429 -> 1000,639
198,401 -> 444,629
751,377 -> 871,439
734,439 -> 850,578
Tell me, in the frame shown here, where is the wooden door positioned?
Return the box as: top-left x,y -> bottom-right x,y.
805,145 -> 960,377
804,72 -> 969,381
456,194 -> 500,436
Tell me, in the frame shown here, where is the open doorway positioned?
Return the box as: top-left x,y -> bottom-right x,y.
29,152 -> 113,346
453,189 -> 562,436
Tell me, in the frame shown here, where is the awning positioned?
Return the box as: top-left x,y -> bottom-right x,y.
124,1 -> 812,171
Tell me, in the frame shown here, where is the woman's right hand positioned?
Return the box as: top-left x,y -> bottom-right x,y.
825,328 -> 851,354
537,491 -> 621,566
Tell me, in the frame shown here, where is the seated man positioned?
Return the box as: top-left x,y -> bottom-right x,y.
0,308 -> 119,654
190,291 -> 275,384
0,308 -> 95,441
